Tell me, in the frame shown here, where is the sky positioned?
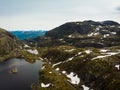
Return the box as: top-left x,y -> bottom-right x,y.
0,0 -> 120,30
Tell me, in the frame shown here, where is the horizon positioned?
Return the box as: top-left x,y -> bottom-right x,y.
8,20 -> 120,31
0,0 -> 120,30
8,29 -> 48,31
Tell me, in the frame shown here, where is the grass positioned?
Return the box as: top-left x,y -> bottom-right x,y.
0,48 -> 40,63
39,45 -> 120,90
36,62 -> 76,90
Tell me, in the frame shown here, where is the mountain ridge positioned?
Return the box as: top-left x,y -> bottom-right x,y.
11,30 -> 47,40
45,20 -> 120,39
0,28 -> 22,62
27,20 -> 120,48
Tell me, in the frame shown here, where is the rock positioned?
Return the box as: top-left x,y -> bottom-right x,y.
10,67 -> 18,74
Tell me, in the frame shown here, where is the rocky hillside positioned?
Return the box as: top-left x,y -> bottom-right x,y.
45,20 -> 120,39
27,20 -> 120,90
0,28 -> 41,63
0,28 -> 22,62
27,20 -> 120,48
37,45 -> 120,90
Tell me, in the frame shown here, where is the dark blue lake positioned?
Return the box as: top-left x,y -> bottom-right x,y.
0,58 -> 42,90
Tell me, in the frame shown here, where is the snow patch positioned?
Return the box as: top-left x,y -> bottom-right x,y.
59,39 -> 63,41
52,62 -> 62,68
76,22 -> 80,25
85,50 -> 92,54
103,34 -> 109,38
24,44 -> 30,48
88,32 -> 99,37
111,32 -> 116,35
41,83 -> 51,87
82,85 -> 90,90
98,25 -> 103,28
106,52 -> 119,55
56,68 -> 59,71
78,52 -> 82,55
96,27 -> 100,31
49,72 -> 52,74
88,33 -> 94,37
115,65 -> 120,70
68,35 -> 72,37
63,57 -> 74,63
92,51 -> 120,60
27,49 -> 39,55
94,32 -> 99,36
75,52 -> 82,56
39,57 -> 44,61
110,25 -> 115,27
100,49 -> 108,52
65,49 -> 75,52
92,55 -> 107,60
62,71 -> 66,74
41,66 -> 45,70
68,57 -> 74,61
66,72 -> 80,85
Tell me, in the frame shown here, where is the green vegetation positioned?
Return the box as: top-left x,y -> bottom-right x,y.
36,63 -> 77,90
40,45 -> 120,90
42,48 -> 75,63
27,20 -> 120,48
0,28 -> 40,63
0,21 -> 120,90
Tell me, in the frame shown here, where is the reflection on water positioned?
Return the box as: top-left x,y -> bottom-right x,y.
0,58 -> 42,90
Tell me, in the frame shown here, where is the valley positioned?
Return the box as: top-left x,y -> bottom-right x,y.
11,30 -> 46,40
0,20 -> 120,90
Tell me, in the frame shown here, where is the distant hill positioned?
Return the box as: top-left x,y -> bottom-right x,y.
27,20 -> 120,48
11,30 -> 47,40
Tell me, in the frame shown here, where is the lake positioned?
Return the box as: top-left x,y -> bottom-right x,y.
0,58 -> 42,90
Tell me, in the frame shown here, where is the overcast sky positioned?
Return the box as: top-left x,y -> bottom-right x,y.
0,0 -> 120,30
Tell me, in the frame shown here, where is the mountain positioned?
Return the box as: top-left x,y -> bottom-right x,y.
32,20 -> 120,89
45,20 -> 120,39
11,30 -> 46,40
27,20 -> 120,48
0,28 -> 22,62
31,21 -> 120,89
39,45 -> 120,90
0,28 -> 40,63
0,21 -> 119,90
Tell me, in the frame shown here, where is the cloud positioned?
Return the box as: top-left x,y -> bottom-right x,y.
0,0 -> 120,30
116,6 -> 120,11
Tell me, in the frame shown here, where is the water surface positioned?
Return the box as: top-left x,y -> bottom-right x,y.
0,58 -> 42,90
